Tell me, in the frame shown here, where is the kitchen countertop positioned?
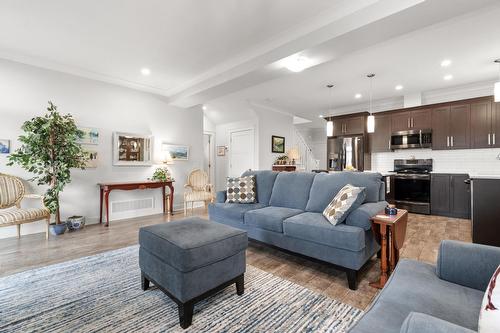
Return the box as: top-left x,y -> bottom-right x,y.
468,174 -> 500,179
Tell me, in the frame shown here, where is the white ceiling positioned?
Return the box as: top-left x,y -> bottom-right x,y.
1,0 -> 500,128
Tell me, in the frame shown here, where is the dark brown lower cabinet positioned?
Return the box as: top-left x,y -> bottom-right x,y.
471,178 -> 500,246
431,174 -> 470,219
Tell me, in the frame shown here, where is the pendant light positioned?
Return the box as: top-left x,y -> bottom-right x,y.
366,74 -> 375,133
326,84 -> 334,137
495,59 -> 500,102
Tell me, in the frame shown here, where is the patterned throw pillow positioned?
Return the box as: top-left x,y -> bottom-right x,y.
323,184 -> 365,225
479,265 -> 500,333
226,175 -> 257,204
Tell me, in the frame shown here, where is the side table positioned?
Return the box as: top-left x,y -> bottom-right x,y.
370,209 -> 408,289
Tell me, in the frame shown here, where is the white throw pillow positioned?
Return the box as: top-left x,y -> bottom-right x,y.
322,184 -> 365,225
479,265 -> 500,333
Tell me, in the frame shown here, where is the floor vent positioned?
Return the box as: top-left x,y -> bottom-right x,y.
111,198 -> 154,213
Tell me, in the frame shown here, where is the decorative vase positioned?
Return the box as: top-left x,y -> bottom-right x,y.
66,216 -> 85,231
49,223 -> 67,236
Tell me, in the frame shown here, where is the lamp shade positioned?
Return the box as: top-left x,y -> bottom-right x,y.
326,121 -> 333,137
287,147 -> 300,160
367,115 -> 375,133
495,81 -> 500,102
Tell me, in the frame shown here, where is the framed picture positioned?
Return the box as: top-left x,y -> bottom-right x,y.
0,139 -> 10,154
83,148 -> 98,168
113,132 -> 153,166
162,143 -> 189,161
271,135 -> 285,153
78,127 -> 99,145
217,146 -> 226,156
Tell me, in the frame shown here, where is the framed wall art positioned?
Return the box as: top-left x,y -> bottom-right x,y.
0,139 -> 10,154
217,146 -> 226,156
162,143 -> 189,161
271,135 -> 285,153
113,132 -> 153,166
78,127 -> 99,145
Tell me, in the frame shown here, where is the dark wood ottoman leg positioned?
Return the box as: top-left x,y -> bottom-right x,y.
141,272 -> 150,291
178,301 -> 194,329
236,274 -> 244,296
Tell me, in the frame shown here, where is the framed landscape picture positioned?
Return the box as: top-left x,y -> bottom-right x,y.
0,139 -> 10,154
162,143 -> 189,161
78,127 -> 99,145
271,135 -> 285,153
83,148 -> 98,168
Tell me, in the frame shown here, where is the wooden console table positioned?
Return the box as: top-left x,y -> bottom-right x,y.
98,180 -> 174,227
370,209 -> 408,289
272,165 -> 296,172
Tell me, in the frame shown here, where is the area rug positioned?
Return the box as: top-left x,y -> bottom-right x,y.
0,246 -> 363,332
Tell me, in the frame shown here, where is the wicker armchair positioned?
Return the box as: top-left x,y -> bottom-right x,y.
184,169 -> 213,215
0,173 -> 51,239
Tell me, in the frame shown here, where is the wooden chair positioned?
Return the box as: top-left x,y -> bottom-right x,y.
0,173 -> 51,239
183,169 -> 213,215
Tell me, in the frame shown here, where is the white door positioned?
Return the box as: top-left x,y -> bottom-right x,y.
229,129 -> 255,177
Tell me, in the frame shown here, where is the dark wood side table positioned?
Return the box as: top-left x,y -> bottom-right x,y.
271,165 -> 296,172
98,180 -> 174,227
370,209 -> 408,289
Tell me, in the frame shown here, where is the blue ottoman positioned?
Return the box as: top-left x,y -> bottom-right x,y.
139,217 -> 247,329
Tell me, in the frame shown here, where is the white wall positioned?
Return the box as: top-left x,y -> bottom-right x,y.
372,148 -> 500,174
296,127 -> 327,169
0,59 -> 203,238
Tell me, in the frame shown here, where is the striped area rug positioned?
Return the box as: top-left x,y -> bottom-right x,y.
0,246 -> 363,332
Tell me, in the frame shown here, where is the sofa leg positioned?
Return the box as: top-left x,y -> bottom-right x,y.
141,272 -> 150,291
346,269 -> 358,290
178,301 -> 194,329
235,274 -> 244,296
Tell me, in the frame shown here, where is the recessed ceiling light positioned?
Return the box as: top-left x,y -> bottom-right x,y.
441,59 -> 452,67
395,85 -> 404,91
202,105 -> 207,111
355,93 -> 362,99
318,115 -> 324,118
444,74 -> 453,81
141,68 -> 151,76
281,55 -> 313,72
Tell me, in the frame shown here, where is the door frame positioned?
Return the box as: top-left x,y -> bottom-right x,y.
228,127 -> 256,177
203,131 -> 216,185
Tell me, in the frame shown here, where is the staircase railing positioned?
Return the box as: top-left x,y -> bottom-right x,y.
292,129 -> 320,172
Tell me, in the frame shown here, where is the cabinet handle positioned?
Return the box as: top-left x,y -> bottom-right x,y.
488,133 -> 491,146
494,133 -> 496,146
407,118 -> 410,128
451,136 -> 454,147
411,118 -> 414,128
447,136 -> 450,147
389,139 -> 391,150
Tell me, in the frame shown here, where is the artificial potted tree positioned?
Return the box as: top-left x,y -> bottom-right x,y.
8,101 -> 88,235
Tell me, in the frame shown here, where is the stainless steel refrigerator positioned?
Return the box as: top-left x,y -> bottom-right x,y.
327,136 -> 366,171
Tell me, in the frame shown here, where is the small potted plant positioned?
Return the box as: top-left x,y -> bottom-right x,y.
8,102 -> 89,235
151,167 -> 173,182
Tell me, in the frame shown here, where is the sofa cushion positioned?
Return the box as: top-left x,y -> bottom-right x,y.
283,212 -> 365,252
208,203 -> 266,222
305,172 -> 383,213
268,172 -> 316,210
346,201 -> 388,230
242,170 -> 279,205
323,184 -> 366,225
225,175 -> 257,203
348,260 -> 484,333
244,206 -> 303,233
139,217 -> 248,272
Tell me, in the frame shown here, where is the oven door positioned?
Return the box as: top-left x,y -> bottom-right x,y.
394,174 -> 431,214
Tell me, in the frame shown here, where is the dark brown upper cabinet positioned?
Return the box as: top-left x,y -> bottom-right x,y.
391,109 -> 431,132
432,104 -> 470,150
470,100 -> 492,148
370,113 -> 392,152
330,115 -> 365,137
494,102 -> 500,148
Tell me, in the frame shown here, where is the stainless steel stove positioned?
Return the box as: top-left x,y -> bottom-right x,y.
392,159 -> 432,214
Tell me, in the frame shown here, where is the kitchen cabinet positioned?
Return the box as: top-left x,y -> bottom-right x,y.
330,115 -> 365,136
471,178 -> 500,246
470,100 -> 492,148
370,114 -> 392,152
431,173 -> 470,219
391,109 -> 431,132
432,104 -> 470,150
494,102 -> 500,147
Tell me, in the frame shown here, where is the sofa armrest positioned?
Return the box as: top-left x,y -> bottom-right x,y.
215,190 -> 227,203
345,201 -> 388,230
437,240 -> 500,291
400,312 -> 475,333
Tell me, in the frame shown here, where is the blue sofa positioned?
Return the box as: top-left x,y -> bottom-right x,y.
349,240 -> 500,333
208,170 -> 387,289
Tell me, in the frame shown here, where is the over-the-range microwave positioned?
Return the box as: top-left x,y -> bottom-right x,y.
391,129 -> 432,150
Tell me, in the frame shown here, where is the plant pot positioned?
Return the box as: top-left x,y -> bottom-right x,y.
49,223 -> 67,236
66,216 -> 85,231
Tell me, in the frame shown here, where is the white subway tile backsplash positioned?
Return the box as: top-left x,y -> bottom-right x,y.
372,148 -> 500,174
